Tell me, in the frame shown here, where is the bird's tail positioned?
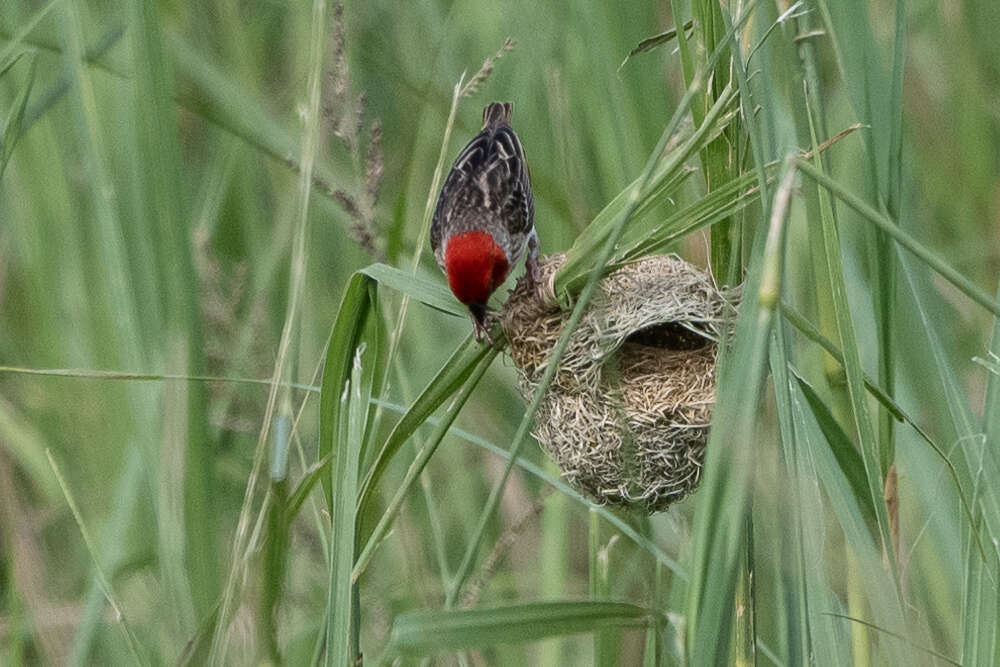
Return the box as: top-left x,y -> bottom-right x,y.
482,101 -> 513,129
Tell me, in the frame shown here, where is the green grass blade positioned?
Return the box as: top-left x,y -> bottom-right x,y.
979,284 -> 1000,665
553,83 -> 738,299
538,491 -> 570,666
46,450 -> 147,666
796,159 -> 1000,319
324,344 -> 369,666
684,157 -> 795,664
790,382 -> 882,561
789,381 -> 907,661
897,252 -> 1000,663
813,0 -> 885,193
358,263 -> 465,318
1,50 -> 36,178
823,614 -> 961,666
372,398 -> 686,579
693,0 -> 741,278
986,283 -> 1000,524
384,601 -> 658,660
793,373 -> 877,529
0,365 -> 317,391
589,511 -> 619,665
352,346 -> 498,582
127,0 -> 216,622
612,123 -> 864,276
0,0 -> 61,68
783,308 -> 988,563
284,454 -> 331,523
356,334 -> 488,521
781,307 -> 904,421
669,0 -> 695,90
318,273 -> 376,506
618,19 -> 694,70
874,0 -> 907,480
772,325 -> 842,665
806,131 -> 906,655
897,254 -> 985,475
210,0 -> 328,657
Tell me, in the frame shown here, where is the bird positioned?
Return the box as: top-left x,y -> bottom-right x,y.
431,101 -> 539,343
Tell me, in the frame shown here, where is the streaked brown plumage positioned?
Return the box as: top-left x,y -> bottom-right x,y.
431,101 -> 539,342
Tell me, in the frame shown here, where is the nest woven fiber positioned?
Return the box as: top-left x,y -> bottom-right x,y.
501,253 -> 738,513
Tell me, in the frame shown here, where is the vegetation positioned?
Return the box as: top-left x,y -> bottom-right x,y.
1,0 -> 999,664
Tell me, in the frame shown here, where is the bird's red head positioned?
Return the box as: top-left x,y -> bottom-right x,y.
443,230 -> 510,308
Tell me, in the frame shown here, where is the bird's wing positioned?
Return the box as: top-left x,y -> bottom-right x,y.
489,126 -> 533,237
431,133 -> 487,258
431,124 -> 533,257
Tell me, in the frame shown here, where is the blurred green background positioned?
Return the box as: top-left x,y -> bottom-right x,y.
1,0 -> 999,664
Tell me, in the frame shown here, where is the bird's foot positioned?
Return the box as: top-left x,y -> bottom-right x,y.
526,254 -> 542,287
472,315 -> 495,346
525,228 -> 541,287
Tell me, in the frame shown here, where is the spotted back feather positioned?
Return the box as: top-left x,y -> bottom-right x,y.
431,101 -> 534,271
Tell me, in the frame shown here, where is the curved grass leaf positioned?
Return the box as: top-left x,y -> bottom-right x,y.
353,344 -> 498,581
618,20 -> 695,71
359,263 -> 463,318
384,601 -> 659,659
284,454 -> 331,524
355,334 -> 487,520
823,613 -> 961,666
784,306 -> 988,564
789,381 -> 907,659
318,273 -> 376,507
792,372 -> 876,529
769,324 -> 839,666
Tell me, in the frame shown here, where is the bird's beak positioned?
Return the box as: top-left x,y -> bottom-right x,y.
468,303 -> 493,344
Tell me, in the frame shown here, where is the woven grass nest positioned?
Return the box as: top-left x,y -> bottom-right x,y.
501,253 -> 739,513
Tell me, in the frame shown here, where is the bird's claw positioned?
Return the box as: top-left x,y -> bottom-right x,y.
527,255 -> 542,287
473,317 -> 495,346
526,228 -> 541,287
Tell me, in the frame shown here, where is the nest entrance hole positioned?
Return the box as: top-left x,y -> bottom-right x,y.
625,321 -> 711,351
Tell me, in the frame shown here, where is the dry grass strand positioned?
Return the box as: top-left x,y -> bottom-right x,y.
461,37 -> 516,99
